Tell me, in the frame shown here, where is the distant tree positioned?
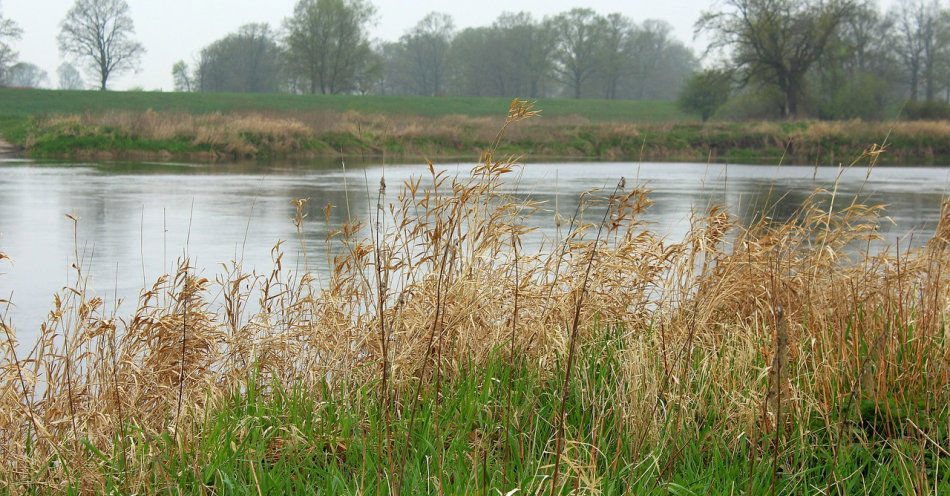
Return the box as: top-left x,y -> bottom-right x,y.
595,14 -> 636,99
57,62 -> 84,89
624,20 -> 697,100
890,0 -> 947,101
283,0 -> 377,95
550,8 -> 604,98
445,27 -> 498,96
58,0 -> 144,90
196,23 -> 283,93
0,1 -> 21,85
812,2 -> 900,119
678,69 -> 731,121
172,60 -> 194,92
697,0 -> 856,117
6,62 -> 47,88
400,12 -> 454,96
491,12 -> 556,98
917,1 -> 949,101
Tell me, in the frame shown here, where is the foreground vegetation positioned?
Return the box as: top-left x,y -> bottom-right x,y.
1,103 -> 949,494
3,89 -> 950,164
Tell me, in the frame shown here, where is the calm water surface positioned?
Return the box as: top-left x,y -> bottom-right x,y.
1,158 -> 949,339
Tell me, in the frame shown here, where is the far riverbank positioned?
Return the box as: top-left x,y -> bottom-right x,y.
4,112 -> 950,165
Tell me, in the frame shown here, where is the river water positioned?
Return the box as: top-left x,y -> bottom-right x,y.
1,158 -> 948,339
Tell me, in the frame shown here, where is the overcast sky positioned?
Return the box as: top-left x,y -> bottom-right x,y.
6,0 -> 899,91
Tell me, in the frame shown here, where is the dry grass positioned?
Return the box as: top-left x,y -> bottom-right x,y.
1,102 -> 949,493
19,106 -> 950,163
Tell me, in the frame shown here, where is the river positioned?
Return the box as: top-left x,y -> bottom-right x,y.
1,157 -> 948,339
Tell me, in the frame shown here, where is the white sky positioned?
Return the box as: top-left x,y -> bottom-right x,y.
5,0 -> 899,91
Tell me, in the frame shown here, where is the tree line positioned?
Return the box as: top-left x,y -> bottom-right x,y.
1,0 -> 949,120
171,1 -> 697,101
683,0 -> 950,120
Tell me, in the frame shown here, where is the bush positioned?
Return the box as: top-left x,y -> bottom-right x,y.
715,86 -> 785,120
903,99 -> 950,120
815,73 -> 895,120
677,69 -> 732,122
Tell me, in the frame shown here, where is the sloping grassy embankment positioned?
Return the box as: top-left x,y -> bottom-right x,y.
1,88 -> 950,164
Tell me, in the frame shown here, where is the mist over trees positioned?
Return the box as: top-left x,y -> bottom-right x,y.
0,2 -> 21,86
57,62 -> 84,89
195,24 -> 283,93
166,0 -> 950,120
177,6 -> 700,101
6,62 -> 47,87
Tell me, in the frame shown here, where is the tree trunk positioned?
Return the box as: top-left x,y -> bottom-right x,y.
910,69 -> 919,101
784,88 -> 798,119
925,68 -> 935,101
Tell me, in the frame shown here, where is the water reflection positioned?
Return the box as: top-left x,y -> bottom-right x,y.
0,158 -> 947,337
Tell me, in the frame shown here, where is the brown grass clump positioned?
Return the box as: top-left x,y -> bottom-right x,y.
2,101 -> 949,493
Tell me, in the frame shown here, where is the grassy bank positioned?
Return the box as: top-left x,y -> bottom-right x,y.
0,88 -> 685,122
1,106 -> 949,494
3,88 -> 950,164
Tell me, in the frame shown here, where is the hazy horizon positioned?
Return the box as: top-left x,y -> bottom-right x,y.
6,0 -> 906,92
8,0 -> 715,91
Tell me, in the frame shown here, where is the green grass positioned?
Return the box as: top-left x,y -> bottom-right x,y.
44,330 -> 950,495
0,88 -> 686,122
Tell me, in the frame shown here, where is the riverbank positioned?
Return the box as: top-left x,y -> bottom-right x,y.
3,109 -> 950,164
2,88 -> 950,164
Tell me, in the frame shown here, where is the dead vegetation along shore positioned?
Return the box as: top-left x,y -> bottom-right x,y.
3,107 -> 950,163
0,101 -> 949,493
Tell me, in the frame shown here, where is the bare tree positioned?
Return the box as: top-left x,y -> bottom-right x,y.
551,8 -> 604,99
0,1 -> 21,85
57,62 -> 85,89
58,0 -> 144,90
892,0 -> 936,100
6,62 -> 47,88
698,0 -> 856,117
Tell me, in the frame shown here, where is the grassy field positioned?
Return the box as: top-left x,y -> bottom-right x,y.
0,87 -> 686,121
1,110 -> 948,494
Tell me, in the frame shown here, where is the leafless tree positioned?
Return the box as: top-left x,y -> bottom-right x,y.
7,62 -> 47,88
57,62 -> 85,90
58,0 -> 144,90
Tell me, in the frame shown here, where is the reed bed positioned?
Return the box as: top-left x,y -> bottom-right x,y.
1,101 -> 949,494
